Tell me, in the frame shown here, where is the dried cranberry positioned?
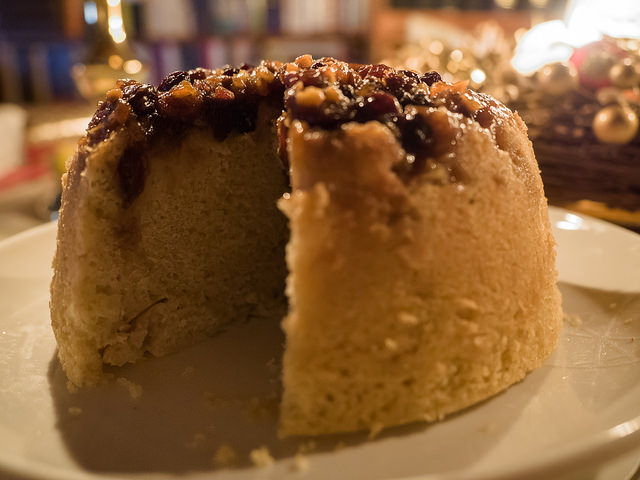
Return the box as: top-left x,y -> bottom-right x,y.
357,64 -> 391,79
122,83 -> 158,116
407,90 -> 432,107
401,113 -> 434,162
384,73 -> 415,96
400,70 -> 421,81
356,91 -> 401,121
88,99 -> 116,130
189,68 -> 209,81
281,71 -> 301,88
158,71 -> 189,92
220,76 -> 233,89
421,71 -> 442,86
339,82 -> 356,99
117,144 -> 147,204
299,69 -> 325,88
222,66 -> 239,76
234,100 -> 259,133
474,107 -> 494,128
286,92 -> 354,128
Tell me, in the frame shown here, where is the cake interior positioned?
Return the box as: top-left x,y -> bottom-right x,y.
52,103 -> 289,379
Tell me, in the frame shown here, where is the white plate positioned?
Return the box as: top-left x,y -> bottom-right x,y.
1,207 -> 640,480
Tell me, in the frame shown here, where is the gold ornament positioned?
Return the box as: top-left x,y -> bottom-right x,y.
592,105 -> 639,144
538,63 -> 579,96
609,60 -> 640,89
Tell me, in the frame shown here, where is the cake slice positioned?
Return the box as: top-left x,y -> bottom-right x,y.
51,56 -> 562,436
279,95 -> 561,436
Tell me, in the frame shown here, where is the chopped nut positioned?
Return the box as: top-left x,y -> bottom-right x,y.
324,85 -> 341,102
296,86 -> 326,108
158,80 -> 201,117
106,88 -> 123,101
295,54 -> 313,68
171,80 -> 197,99
459,92 -> 483,113
213,85 -> 234,101
108,101 -> 131,127
320,66 -> 337,83
250,446 -> 274,468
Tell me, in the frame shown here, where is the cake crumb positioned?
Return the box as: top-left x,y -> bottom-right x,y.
298,440 -> 317,454
213,444 -> 237,467
186,432 -> 206,449
249,446 -> 274,468
609,302 -> 617,309
68,406 -> 82,416
116,377 -> 143,399
624,317 -> 633,325
563,312 -> 583,327
291,453 -> 309,472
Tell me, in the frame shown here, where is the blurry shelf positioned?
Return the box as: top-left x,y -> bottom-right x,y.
370,6 -> 532,61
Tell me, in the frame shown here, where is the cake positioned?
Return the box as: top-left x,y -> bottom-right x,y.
50,55 -> 563,436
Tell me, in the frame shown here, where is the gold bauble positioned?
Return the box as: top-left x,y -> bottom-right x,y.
592,105 -> 639,144
538,63 -> 578,96
609,61 -> 640,89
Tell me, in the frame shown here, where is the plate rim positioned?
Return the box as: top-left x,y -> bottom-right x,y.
1,207 -> 640,480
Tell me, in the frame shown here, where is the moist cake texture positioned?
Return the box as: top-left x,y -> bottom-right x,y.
51,55 -> 563,436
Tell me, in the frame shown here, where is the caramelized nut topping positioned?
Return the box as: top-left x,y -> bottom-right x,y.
78,56 -> 512,203
296,86 -> 326,108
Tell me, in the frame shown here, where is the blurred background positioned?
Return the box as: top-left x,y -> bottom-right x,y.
1,0 -> 639,238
